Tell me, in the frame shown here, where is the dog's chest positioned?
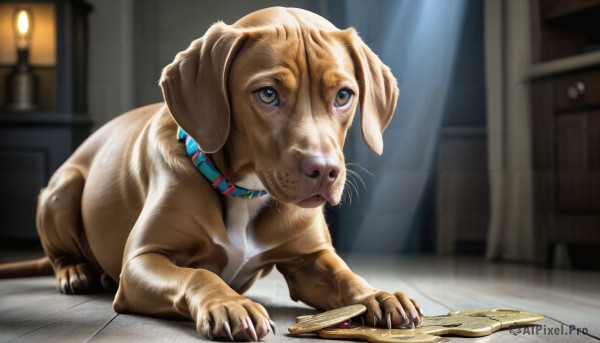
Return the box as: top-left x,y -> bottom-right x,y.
214,179 -> 271,288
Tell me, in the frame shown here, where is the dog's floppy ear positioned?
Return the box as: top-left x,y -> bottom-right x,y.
160,22 -> 247,153
338,29 -> 399,156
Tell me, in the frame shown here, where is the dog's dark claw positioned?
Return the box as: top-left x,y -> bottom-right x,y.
269,319 -> 276,335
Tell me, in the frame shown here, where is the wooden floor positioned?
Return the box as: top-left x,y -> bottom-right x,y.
1,252 -> 599,342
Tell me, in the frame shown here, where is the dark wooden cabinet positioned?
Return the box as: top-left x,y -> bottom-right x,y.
0,113 -> 91,241
555,111 -> 600,212
532,0 -> 600,268
0,0 -> 92,245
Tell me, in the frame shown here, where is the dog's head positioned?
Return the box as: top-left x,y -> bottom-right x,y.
160,7 -> 398,208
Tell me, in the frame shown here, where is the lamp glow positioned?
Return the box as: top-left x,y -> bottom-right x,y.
17,10 -> 30,35
14,8 -> 33,50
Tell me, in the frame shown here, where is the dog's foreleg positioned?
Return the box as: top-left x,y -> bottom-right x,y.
114,253 -> 272,341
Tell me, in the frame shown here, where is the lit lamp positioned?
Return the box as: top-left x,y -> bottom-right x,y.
7,7 -> 37,111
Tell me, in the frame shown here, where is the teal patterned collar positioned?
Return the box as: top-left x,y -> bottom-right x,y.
177,128 -> 268,199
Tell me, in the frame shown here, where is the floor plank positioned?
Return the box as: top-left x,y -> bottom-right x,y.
0,277 -> 102,342
9,295 -> 116,343
89,313 -> 198,343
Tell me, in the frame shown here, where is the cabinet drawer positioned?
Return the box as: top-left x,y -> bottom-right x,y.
554,69 -> 600,111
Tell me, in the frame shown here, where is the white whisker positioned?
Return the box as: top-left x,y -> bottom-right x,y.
347,169 -> 366,189
342,162 -> 372,206
346,183 -> 353,206
346,162 -> 373,176
346,175 -> 360,203
341,187 -> 351,207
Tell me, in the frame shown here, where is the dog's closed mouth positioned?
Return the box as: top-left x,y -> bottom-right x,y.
296,188 -> 340,208
285,182 -> 341,208
296,195 -> 327,208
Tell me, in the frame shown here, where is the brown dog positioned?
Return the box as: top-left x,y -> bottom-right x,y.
0,7 -> 422,341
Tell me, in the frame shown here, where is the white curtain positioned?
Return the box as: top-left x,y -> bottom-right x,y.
484,0 -> 536,262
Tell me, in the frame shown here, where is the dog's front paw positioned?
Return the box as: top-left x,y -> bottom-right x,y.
194,294 -> 274,341
359,291 -> 423,329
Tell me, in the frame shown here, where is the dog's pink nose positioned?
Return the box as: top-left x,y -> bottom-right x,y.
301,155 -> 340,181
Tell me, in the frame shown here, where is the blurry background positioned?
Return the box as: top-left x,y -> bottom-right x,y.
1,0 -> 599,270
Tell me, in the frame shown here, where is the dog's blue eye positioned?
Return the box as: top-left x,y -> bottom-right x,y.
257,87 -> 279,106
334,89 -> 352,107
